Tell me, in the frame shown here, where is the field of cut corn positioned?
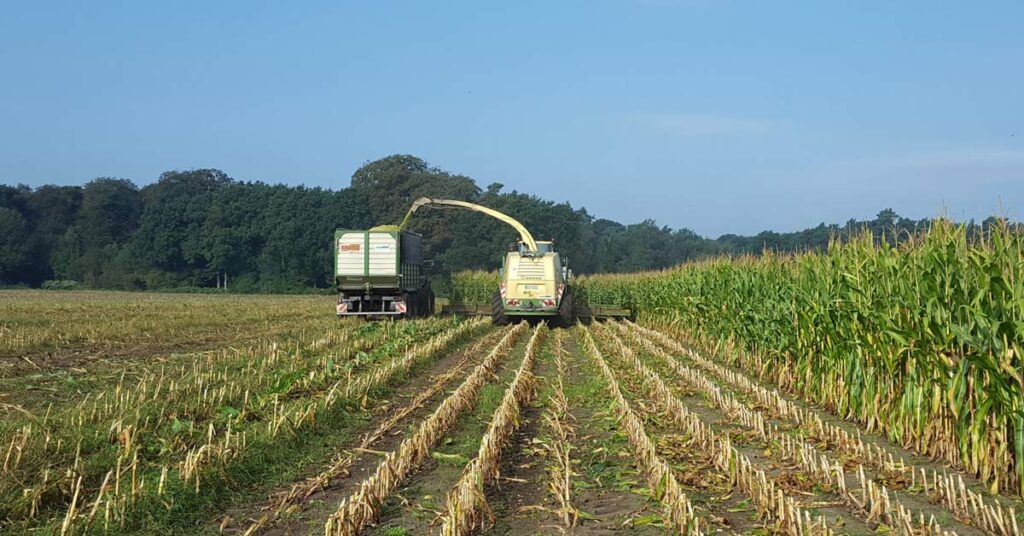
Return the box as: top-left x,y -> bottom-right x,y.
2,223 -> 1022,536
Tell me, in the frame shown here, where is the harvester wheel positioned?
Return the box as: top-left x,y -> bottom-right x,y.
491,292 -> 509,326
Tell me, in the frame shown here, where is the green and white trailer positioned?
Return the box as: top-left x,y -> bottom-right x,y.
333,229 -> 434,318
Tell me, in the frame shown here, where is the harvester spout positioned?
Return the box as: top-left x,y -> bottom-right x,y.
398,197 -> 539,252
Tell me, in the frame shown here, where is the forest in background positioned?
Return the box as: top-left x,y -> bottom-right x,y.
0,154 -> 997,292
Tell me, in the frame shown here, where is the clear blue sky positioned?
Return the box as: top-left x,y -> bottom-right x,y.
1,1 -> 1021,236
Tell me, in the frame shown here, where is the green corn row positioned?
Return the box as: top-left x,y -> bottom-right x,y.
577,221 -> 1024,496
448,270 -> 500,304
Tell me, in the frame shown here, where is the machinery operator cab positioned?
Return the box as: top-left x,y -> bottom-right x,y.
517,240 -> 554,255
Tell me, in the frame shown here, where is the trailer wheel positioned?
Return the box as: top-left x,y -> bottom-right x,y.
417,290 -> 429,318
426,289 -> 436,317
409,291 -> 421,317
400,292 -> 415,319
414,291 -> 426,318
557,287 -> 575,328
491,292 -> 509,326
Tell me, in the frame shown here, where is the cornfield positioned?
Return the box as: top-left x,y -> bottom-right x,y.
4,221 -> 1023,536
578,222 -> 1024,497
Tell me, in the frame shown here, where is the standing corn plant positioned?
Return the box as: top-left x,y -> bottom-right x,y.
580,221 -> 1024,495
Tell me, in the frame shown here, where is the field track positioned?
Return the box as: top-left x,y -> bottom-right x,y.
2,292 -> 1024,535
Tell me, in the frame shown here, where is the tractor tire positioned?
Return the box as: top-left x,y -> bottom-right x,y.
413,291 -> 425,317
556,287 -> 575,328
491,292 -> 509,326
426,289 -> 436,317
411,292 -> 423,318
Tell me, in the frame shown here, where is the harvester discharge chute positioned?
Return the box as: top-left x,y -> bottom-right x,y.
398,197 -> 632,325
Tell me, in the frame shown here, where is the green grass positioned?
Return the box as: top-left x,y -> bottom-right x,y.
433,349 -> 520,461
564,331 -> 655,499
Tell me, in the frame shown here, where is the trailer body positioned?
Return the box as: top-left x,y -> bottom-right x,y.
333,229 -> 433,318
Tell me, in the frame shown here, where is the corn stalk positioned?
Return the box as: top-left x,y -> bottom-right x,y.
323,322 -> 529,535
631,321 -> 1021,536
579,223 -> 1024,496
436,325 -> 545,536
541,329 -> 579,533
242,328 -> 510,535
599,322 -> 948,535
577,326 -> 702,535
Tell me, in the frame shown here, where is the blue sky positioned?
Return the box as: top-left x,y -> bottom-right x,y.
1,1 -> 1021,236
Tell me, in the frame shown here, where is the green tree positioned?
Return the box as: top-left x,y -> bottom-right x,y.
0,155 -> 1010,290
351,154 -> 479,225
0,207 -> 31,283
131,169 -> 230,286
52,178 -> 141,286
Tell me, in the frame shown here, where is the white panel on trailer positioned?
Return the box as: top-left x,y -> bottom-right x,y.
367,233 -> 398,276
336,232 -> 366,276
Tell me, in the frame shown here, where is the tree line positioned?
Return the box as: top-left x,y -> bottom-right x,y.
0,154 -> 999,292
